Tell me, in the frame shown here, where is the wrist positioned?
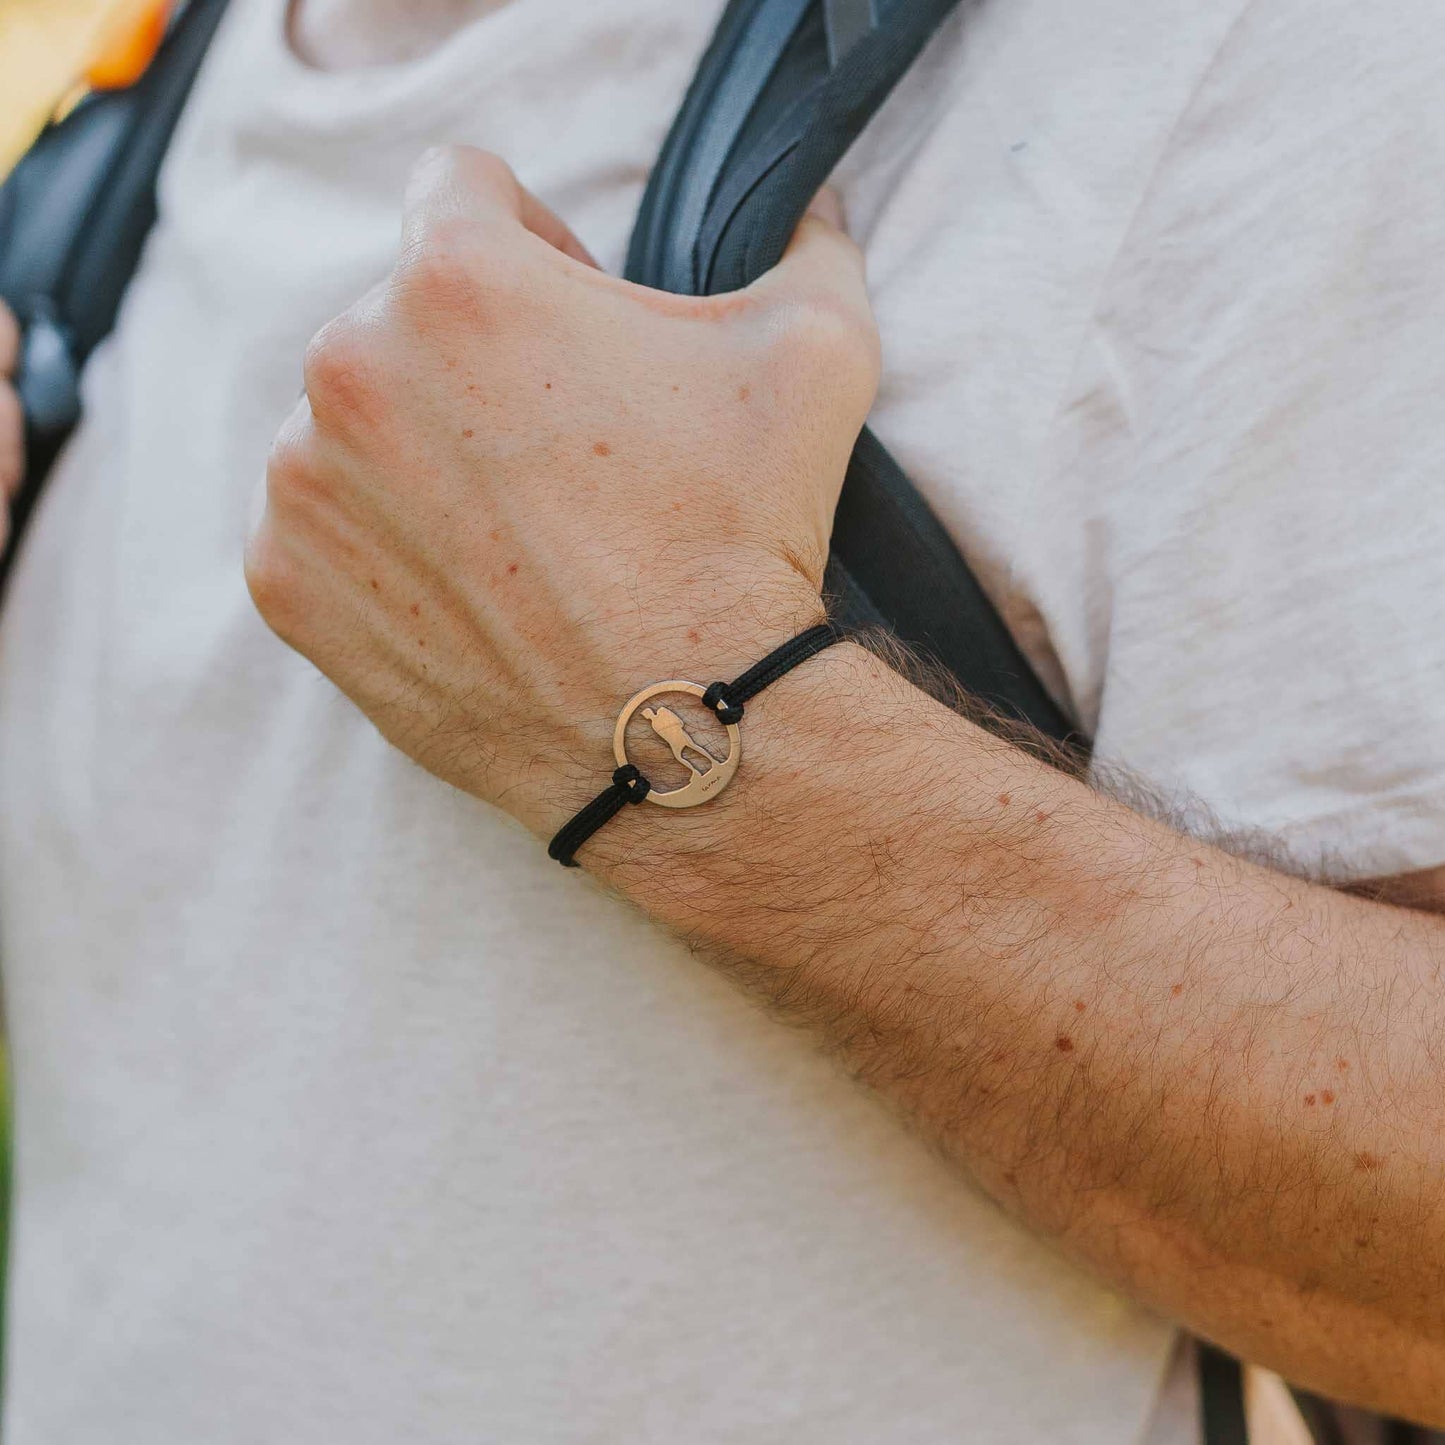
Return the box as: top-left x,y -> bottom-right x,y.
501,560 -> 827,838
572,636 -> 929,899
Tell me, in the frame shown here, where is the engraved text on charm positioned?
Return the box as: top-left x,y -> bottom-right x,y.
614,681 -> 741,808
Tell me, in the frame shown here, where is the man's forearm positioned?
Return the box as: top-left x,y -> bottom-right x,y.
582,639 -> 1445,1423
247,146 -> 1443,1423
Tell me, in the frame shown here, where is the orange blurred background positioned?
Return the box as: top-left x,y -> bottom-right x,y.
0,0 -> 172,179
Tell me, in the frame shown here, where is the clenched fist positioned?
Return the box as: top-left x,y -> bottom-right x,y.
0,301 -> 23,553
246,147 -> 879,839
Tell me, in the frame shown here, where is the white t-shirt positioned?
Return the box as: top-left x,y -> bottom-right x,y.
2,0 -> 1442,1440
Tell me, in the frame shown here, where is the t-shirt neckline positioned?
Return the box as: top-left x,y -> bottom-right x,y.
255,0 -> 604,142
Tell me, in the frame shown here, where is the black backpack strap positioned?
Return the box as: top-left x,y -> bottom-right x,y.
629,0 -> 961,294
628,5 -> 1277,1441
1199,1344 -> 1252,1445
0,0 -> 231,565
626,0 -> 1081,748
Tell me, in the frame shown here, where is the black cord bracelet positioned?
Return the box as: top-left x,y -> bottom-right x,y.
548,621 -> 842,868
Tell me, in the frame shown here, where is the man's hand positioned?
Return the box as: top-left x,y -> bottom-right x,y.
247,147 -> 1445,1424
0,300 -> 24,551
246,146 -> 877,827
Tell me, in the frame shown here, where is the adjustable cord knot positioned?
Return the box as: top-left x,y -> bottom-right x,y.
549,621 -> 841,869
702,682 -> 744,726
547,763 -> 652,867
612,764 -> 652,803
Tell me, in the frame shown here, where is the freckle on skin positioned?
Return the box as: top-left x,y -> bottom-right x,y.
1170,983 -> 1184,998
593,441 -> 611,457
738,384 -> 750,402
1321,1090 -> 1335,1105
1003,1171 -> 1018,1187
369,579 -> 380,591
410,604 -> 420,617
1304,1094 -> 1316,1106
462,429 -> 474,439
544,382 -> 552,390
507,563 -> 519,576
1055,1035 -> 1074,1053
686,628 -> 700,645
490,530 -> 501,542
997,793 -> 1011,806
1355,1236 -> 1370,1249
1035,810 -> 1049,823
1337,1058 -> 1350,1072
1355,1152 -> 1384,1172
1074,1000 -> 1086,1014
417,638 -> 426,648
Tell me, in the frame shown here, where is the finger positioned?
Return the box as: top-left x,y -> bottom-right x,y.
805,185 -> 846,230
0,301 -> 19,379
245,395 -> 309,588
0,383 -> 25,499
268,392 -> 318,490
507,171 -> 598,269
402,146 -> 597,269
746,185 -> 870,327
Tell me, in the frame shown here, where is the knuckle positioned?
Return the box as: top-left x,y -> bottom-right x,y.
392,231 -> 484,317
769,297 -> 881,398
391,225 -> 519,332
302,318 -> 380,424
831,227 -> 867,273
410,142 -> 452,176
799,294 -> 876,362
410,142 -> 470,188
470,149 -> 519,199
242,523 -> 300,637
264,417 -> 329,514
411,143 -> 513,196
470,148 -> 512,182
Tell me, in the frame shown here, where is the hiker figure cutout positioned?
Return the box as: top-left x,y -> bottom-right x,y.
643,706 -> 721,776
613,682 -> 740,809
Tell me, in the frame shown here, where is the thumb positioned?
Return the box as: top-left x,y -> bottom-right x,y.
746,186 -> 870,328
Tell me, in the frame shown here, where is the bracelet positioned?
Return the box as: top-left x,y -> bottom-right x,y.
547,621 -> 842,868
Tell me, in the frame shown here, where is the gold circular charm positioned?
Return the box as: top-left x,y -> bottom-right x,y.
613,680 -> 741,809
